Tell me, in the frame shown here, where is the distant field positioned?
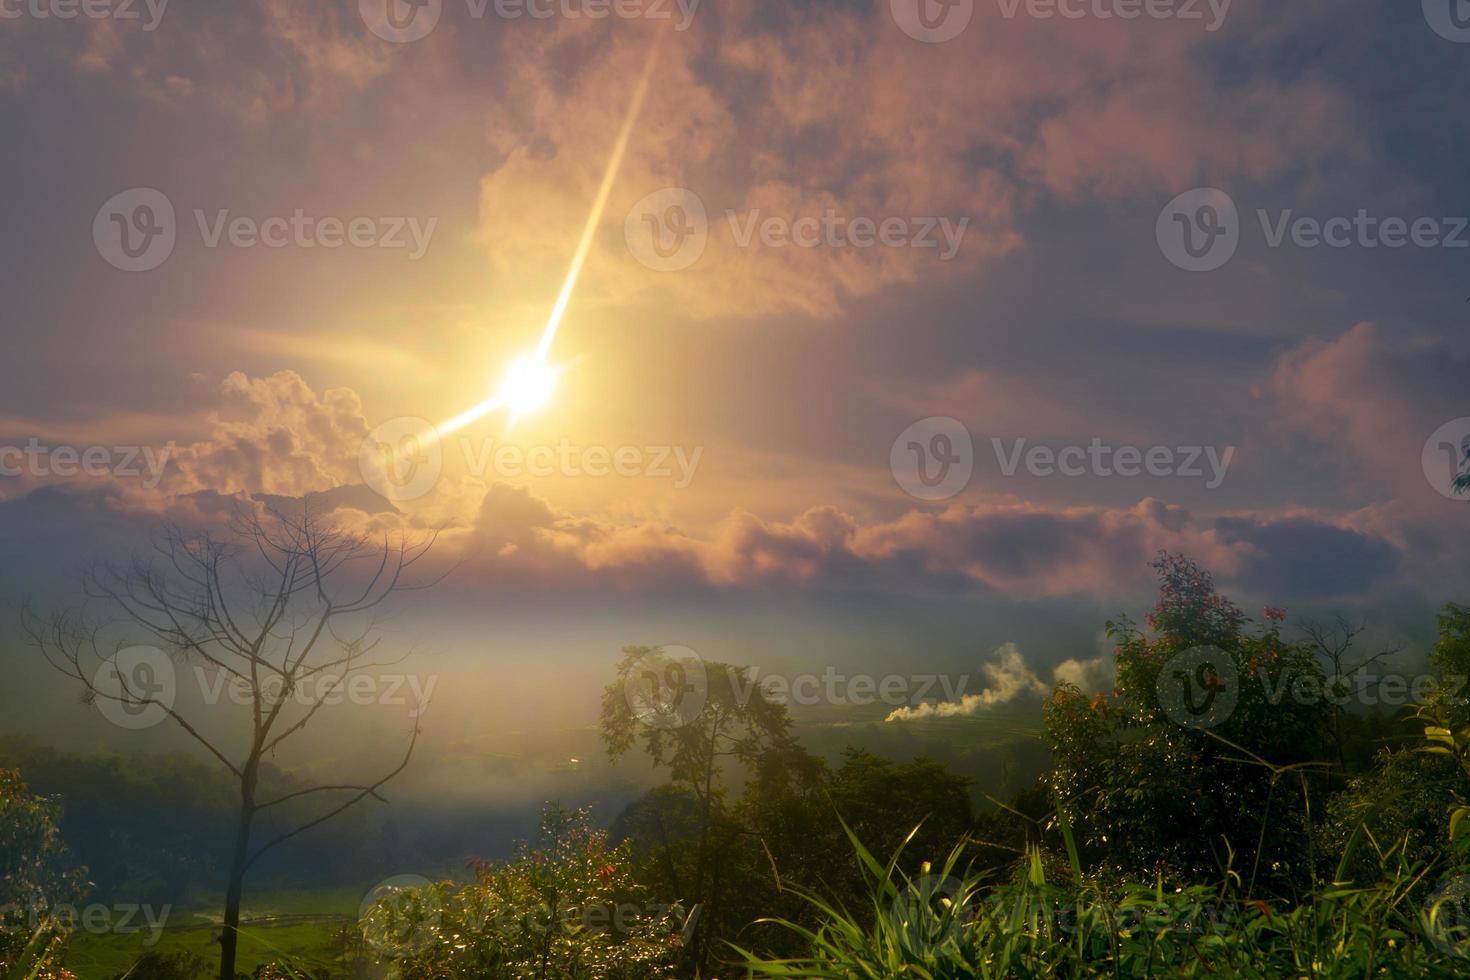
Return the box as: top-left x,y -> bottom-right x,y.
65,889 -> 361,979
33,700 -> 1049,977
792,700 -> 1051,804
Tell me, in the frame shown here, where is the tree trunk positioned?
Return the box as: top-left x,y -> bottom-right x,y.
690,732 -> 718,974
219,761 -> 259,980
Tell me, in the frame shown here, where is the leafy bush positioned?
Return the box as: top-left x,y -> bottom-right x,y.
1045,554 -> 1331,892
361,805 -> 687,979
0,769 -> 85,980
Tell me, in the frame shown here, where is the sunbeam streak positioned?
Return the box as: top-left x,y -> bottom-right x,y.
435,35 -> 664,439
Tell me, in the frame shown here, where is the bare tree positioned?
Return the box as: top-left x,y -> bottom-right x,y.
24,503 -> 439,980
1299,614 -> 1403,767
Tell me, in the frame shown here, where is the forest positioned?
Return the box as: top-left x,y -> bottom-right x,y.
4,554 -> 1469,978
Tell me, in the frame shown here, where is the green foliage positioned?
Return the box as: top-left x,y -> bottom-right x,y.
827,750 -> 973,878
1,927 -> 70,980
361,805 -> 686,979
109,950 -> 209,979
0,736 -> 230,902
606,739 -> 977,968
1044,553 -> 1332,892
600,645 -> 797,971
0,736 -> 383,900
1430,604 -> 1470,729
738,817 -> 1470,978
0,769 -> 86,980
1321,748 -> 1460,893
1418,699 -> 1470,866
18,558 -> 1470,978
736,583 -> 1470,977
600,646 -> 797,802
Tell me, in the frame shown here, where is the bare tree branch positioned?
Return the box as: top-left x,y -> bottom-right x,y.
24,499 -> 439,980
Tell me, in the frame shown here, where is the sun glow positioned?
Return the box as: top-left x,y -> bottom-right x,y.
438,353 -> 560,436
497,355 -> 559,419
433,36 -> 663,442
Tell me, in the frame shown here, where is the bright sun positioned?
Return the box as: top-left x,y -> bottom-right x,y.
435,45 -> 660,440
497,354 -> 559,419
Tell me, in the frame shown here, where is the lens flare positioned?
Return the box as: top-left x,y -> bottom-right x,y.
433,35 -> 663,440
497,355 -> 558,420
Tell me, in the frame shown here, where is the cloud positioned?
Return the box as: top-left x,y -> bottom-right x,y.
469,2 -> 1352,320
1257,323 -> 1449,498
2,2 -> 1357,324
1215,515 -> 1400,600
158,371 -> 371,498
884,642 -> 1111,722
1252,323 -> 1470,601
0,355 -> 1434,607
0,1 -> 392,121
847,498 -> 1236,597
460,490 -> 1221,599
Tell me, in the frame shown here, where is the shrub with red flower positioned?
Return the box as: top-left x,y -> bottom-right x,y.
1044,553 -> 1332,893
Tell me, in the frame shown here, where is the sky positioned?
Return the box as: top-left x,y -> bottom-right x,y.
1,0 -> 1469,747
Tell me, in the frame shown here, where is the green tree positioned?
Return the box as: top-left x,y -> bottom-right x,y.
827,750 -> 972,881
1044,553 -> 1332,893
1430,604 -> 1470,728
600,647 -> 795,972
0,768 -> 86,980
